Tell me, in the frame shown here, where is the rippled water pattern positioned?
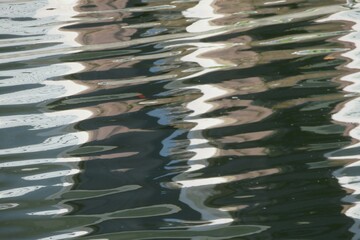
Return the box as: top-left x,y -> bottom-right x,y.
2,0 -> 360,239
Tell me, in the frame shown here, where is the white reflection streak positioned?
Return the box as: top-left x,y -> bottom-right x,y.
173,83 -> 234,229
0,186 -> 45,199
163,0 -> 235,230
28,208 -> 70,216
30,1 -> 93,238
179,42 -> 236,80
0,63 -> 86,105
22,169 -> 81,181
0,0 -> 87,104
0,132 -> 88,155
38,231 -> 89,240
182,0 -> 224,33
0,109 -> 92,130
0,3 -> 82,64
0,157 -> 81,168
28,0 -> 88,206
0,1 -> 92,238
320,4 -> 360,239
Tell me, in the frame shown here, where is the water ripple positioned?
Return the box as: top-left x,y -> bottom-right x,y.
0,0 -> 358,239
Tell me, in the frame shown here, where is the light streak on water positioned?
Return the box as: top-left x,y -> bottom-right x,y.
321,3 -> 360,239
182,0 -> 225,33
0,1 -> 94,238
155,0 -> 270,231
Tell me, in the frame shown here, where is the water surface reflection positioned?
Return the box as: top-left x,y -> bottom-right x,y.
320,4 -> 360,239
0,0 -> 93,239
0,0 -> 359,239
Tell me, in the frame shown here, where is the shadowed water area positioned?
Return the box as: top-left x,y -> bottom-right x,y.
2,0 -> 360,239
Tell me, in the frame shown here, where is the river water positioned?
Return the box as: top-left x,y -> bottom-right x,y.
1,0 -> 360,239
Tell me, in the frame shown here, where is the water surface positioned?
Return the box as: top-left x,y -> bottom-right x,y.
1,0 -> 360,239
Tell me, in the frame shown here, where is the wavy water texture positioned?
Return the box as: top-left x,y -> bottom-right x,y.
321,4 -> 360,239
0,0 -> 359,239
